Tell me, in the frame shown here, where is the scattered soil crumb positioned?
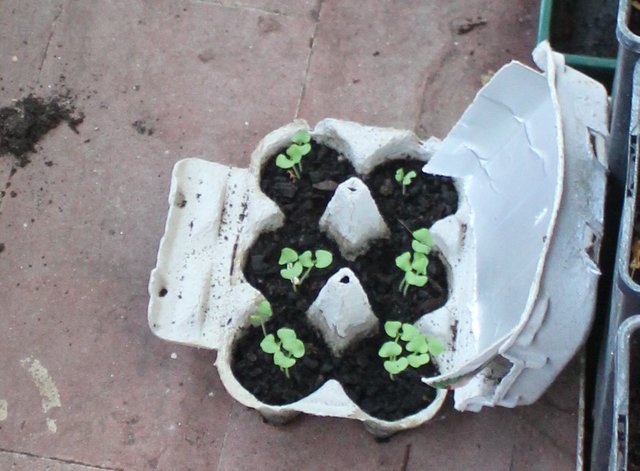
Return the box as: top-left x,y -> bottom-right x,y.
0,94 -> 83,167
453,16 -> 488,34
0,243 -> 4,254
132,120 -> 155,136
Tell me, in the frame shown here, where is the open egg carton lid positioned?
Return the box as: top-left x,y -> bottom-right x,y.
147,42 -> 608,413
418,42 -> 608,410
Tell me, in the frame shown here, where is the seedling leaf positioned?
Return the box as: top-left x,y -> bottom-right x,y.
406,336 -> 429,354
280,261 -> 303,281
405,271 -> 428,287
378,341 -> 402,358
298,143 -> 311,155
411,252 -> 428,274
412,240 -> 431,254
395,252 -> 412,271
279,248 -> 299,265
291,129 -> 311,145
260,334 -> 279,354
286,144 -> 304,162
314,250 -> 333,269
407,353 -> 430,368
403,170 -> 417,186
274,350 -> 296,369
395,168 -> 405,183
413,228 -> 432,244
400,323 -> 420,342
384,320 -> 402,338
384,358 -> 409,375
277,328 -> 297,343
412,228 -> 433,254
427,336 -> 445,357
275,153 -> 295,169
298,250 -> 314,268
257,300 -> 272,318
286,339 -> 305,358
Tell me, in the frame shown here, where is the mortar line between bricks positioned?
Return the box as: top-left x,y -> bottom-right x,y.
511,410 -> 575,461
413,44 -> 456,139
294,0 -> 324,118
0,448 -> 123,471
214,402 -> 238,471
189,0 -> 294,17
38,1 -> 65,76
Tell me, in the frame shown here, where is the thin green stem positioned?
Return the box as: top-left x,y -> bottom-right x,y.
299,266 -> 313,284
292,166 -> 301,179
261,322 -> 267,337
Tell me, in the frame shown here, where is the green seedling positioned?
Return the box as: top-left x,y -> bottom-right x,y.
279,247 -> 333,291
411,228 -> 433,255
395,251 -> 429,296
275,129 -> 312,179
395,168 -> 417,195
249,300 -> 273,336
394,227 -> 434,296
378,320 -> 444,380
260,327 -> 305,378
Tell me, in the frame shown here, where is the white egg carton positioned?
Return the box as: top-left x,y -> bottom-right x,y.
147,43 -> 608,434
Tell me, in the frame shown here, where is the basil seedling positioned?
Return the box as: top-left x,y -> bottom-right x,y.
249,300 -> 273,336
395,228 -> 434,296
378,321 -> 444,380
260,327 -> 305,378
279,247 -> 333,291
275,129 -> 312,179
395,168 -> 417,195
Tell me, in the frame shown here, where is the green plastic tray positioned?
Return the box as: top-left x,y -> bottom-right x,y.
537,0 -> 617,87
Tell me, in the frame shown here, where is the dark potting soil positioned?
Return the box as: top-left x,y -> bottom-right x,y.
631,5 -> 640,36
628,330 -> 640,470
237,143 -> 457,418
550,0 -> 618,58
335,330 -> 439,421
244,226 -> 342,314
259,141 -> 357,220
231,309 -> 336,405
0,94 -> 83,167
357,159 -> 457,323
364,159 -> 458,230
